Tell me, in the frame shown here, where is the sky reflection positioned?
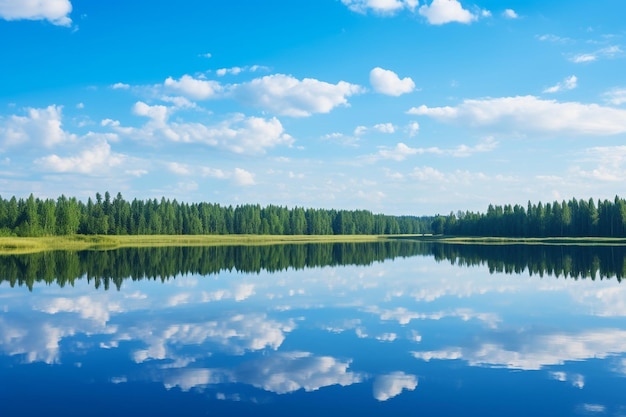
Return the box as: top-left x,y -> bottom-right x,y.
1,247 -> 626,415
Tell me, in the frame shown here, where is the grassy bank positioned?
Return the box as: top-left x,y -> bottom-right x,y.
392,235 -> 626,245
0,234 -> 396,255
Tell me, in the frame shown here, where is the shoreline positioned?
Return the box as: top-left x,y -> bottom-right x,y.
1,234 -> 626,255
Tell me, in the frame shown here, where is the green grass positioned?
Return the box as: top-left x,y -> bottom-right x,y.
3,234 -> 624,255
391,235 -> 626,245
0,234 -> 397,255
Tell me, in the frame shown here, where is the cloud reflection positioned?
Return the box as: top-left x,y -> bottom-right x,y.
234,351 -> 364,394
372,372 -> 418,401
413,329 -> 626,371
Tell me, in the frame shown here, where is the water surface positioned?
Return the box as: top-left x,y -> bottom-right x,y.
1,242 -> 625,416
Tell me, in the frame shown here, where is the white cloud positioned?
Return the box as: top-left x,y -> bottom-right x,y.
354,125 -> 368,136
233,168 -> 255,186
232,74 -> 363,117
113,103 -> 293,154
409,95 -> 626,135
201,167 -> 228,179
418,0 -> 477,25
409,166 -> 492,184
35,138 -> 125,174
370,67 -> 415,96
572,146 -> 626,182
341,0 -> 418,15
543,75 -> 578,93
604,88 -> 626,105
570,45 -> 622,64
373,372 -> 418,401
216,67 -> 243,76
373,123 -> 396,133
164,75 -> 223,100
502,9 -> 518,19
166,162 -> 192,176
407,121 -> 420,137
377,142 -> 422,161
372,137 -> 496,161
111,82 -> 130,90
0,0 -> 72,26
0,105 -> 75,148
537,34 -> 572,44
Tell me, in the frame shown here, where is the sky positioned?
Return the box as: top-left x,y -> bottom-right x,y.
0,0 -> 625,216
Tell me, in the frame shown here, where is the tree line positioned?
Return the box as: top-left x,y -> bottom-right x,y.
433,196 -> 626,238
0,192 -> 432,237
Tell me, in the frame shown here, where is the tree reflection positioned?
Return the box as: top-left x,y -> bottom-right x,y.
0,241 -> 427,290
2,242 -> 625,290
428,243 -> 626,281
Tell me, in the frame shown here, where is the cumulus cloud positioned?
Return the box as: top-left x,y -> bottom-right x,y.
377,143 -> 422,161
373,123 -> 396,133
0,0 -> 72,26
111,82 -> 130,90
233,168 -> 256,186
407,121 -> 420,137
111,103 -> 293,154
418,0 -> 477,25
0,105 -> 75,148
232,74 -> 363,117
373,372 -> 418,401
341,0 -> 418,15
408,95 -> 626,135
370,67 -> 415,96
166,162 -> 192,176
164,75 -> 223,100
216,67 -> 243,76
502,9 -> 518,19
35,138 -> 125,174
543,75 -> 578,93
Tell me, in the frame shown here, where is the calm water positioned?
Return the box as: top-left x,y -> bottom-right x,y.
1,242 -> 626,416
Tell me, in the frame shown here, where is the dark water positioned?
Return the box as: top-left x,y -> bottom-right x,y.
1,242 -> 626,416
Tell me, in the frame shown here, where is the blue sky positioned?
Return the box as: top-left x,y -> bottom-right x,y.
1,0 -> 625,215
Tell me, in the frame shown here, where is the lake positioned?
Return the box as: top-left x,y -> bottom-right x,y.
1,241 -> 626,416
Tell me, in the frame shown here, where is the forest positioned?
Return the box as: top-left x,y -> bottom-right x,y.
0,192 -> 432,237
3,192 -> 626,239
433,196 -> 626,238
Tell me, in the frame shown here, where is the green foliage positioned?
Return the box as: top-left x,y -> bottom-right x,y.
0,193 -> 433,237
441,196 -> 626,238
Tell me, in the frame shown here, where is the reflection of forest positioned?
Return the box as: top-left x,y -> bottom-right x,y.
0,242 -> 428,290
2,242 -> 624,290
429,243 -> 626,281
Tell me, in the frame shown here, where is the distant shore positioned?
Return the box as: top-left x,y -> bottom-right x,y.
1,234 -> 626,255
0,234 -> 401,255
